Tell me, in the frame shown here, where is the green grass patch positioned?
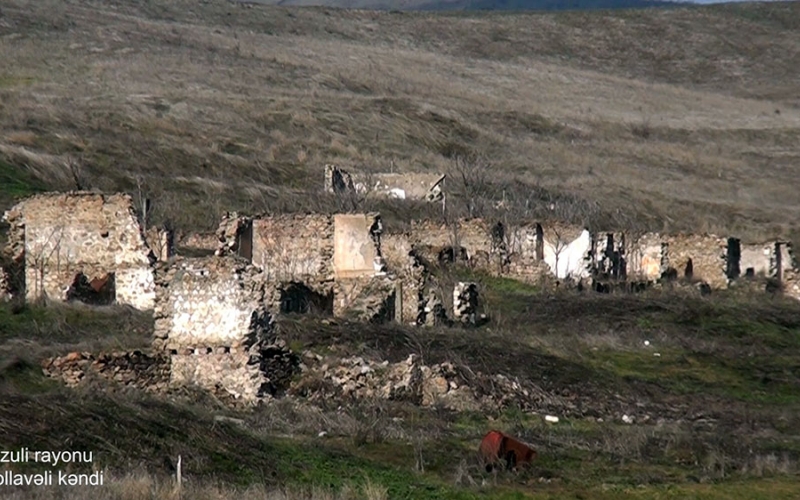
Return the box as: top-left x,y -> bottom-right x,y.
0,74 -> 36,88
586,348 -> 800,405
0,158 -> 48,205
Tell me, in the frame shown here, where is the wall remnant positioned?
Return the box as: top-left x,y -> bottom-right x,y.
153,255 -> 299,404
145,226 -> 176,262
323,164 -> 446,202
453,282 -> 479,325
0,266 -> 11,302
41,350 -> 169,393
323,164 -> 355,194
2,192 -> 157,310
420,286 -> 448,326
542,225 -> 592,281
333,275 -> 397,323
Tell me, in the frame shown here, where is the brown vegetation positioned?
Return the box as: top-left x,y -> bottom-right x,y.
0,0 -> 799,243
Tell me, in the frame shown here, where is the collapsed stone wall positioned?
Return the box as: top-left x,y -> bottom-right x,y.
323,164 -> 445,201
41,350 -> 169,393
291,354 -> 560,413
254,215 -> 335,292
153,255 -> 298,404
453,282 -> 479,325
381,233 -> 426,325
2,192 -> 156,310
660,234 -> 728,289
144,227 -> 175,262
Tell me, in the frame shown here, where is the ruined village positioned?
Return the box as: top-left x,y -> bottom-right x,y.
3,0 -> 800,497
1,164 -> 798,410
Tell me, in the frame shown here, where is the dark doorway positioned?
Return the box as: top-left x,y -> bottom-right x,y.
684,259 -> 694,280
438,245 -> 469,265
237,220 -> 253,261
726,238 -> 741,280
279,282 -> 333,315
535,223 -> 544,261
66,272 -> 116,305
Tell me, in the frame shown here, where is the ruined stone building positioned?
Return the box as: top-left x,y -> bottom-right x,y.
215,211 -> 417,323
324,164 -> 446,202
1,192 -> 157,310
589,231 -> 798,295
152,256 -> 297,403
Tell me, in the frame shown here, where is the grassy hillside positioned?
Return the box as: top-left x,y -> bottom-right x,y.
241,0 -> 684,12
3,277 -> 800,498
0,0 -> 798,243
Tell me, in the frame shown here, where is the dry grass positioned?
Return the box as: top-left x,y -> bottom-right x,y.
1,471 -> 389,500
0,0 -> 798,241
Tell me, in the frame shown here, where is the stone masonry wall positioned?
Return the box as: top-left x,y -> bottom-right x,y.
41,350 -> 169,393
152,255 -> 293,404
381,233 -> 425,324
662,234 -> 728,289
2,192 -> 156,310
252,215 -> 335,290
153,255 -> 272,350
333,275 -> 397,323
628,233 -> 664,282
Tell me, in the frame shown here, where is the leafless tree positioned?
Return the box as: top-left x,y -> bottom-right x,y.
66,156 -> 89,191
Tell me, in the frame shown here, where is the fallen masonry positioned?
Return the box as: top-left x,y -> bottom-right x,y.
40,350 -> 169,393
289,353 -> 564,414
153,255 -> 300,404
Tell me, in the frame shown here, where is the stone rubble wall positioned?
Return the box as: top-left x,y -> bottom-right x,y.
626,232 -> 664,282
785,268 -> 800,301
169,350 -> 265,403
252,215 -> 335,288
333,275 -> 397,323
453,282 -> 479,325
380,233 -> 424,324
41,350 -> 170,392
2,192 -> 156,310
152,255 -> 305,405
291,354 -> 560,413
0,266 -> 11,302
215,212 -> 250,258
660,234 -> 728,288
153,255 -> 273,351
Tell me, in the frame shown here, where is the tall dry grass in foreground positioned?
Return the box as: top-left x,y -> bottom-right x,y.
2,471 -> 389,500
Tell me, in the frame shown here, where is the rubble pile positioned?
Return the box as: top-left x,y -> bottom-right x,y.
291,353 -> 561,413
41,350 -> 170,392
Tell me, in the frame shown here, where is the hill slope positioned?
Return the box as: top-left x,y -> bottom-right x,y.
0,0 -> 799,242
240,0 -> 684,11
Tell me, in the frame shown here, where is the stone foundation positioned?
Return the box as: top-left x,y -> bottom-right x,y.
41,350 -> 169,392
170,342 -> 299,402
291,354 -> 557,413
